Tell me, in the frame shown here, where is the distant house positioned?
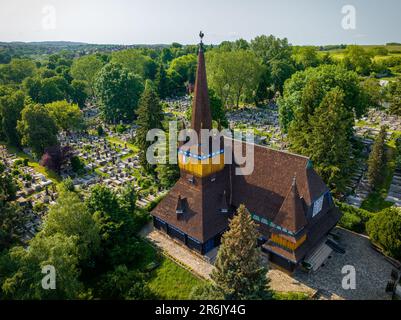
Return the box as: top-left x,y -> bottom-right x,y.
151,38 -> 342,272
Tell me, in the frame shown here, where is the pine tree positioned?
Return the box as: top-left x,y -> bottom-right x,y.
211,204 -> 271,300
135,80 -> 164,173
367,125 -> 388,189
307,88 -> 354,193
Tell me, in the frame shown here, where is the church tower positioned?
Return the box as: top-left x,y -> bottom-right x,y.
177,32 -> 225,178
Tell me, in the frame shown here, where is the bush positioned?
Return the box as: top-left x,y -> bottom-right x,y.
115,124 -> 127,134
336,201 -> 373,233
367,207 -> 401,260
70,156 -> 84,173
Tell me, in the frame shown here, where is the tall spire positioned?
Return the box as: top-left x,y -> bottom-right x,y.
191,31 -> 212,136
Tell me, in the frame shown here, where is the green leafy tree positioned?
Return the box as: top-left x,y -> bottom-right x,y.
367,207 -> 401,260
0,90 -> 25,146
24,75 -> 70,104
278,64 -> 368,132
70,54 -> 105,96
111,49 -> 157,80
342,45 -> 373,76
17,102 -> 59,157
206,50 -> 263,108
135,81 -> 164,173
45,100 -> 85,132
0,58 -> 36,84
212,204 -> 271,300
95,63 -> 144,123
70,79 -> 88,108
86,185 -> 145,267
0,233 -> 86,299
292,46 -> 320,70
41,190 -> 100,263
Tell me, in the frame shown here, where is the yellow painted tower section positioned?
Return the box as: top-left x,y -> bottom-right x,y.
270,233 -> 307,251
178,153 -> 225,178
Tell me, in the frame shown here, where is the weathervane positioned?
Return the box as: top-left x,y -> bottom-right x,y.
199,31 -> 204,44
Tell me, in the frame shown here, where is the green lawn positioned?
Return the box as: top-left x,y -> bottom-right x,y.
106,136 -> 139,153
148,256 -> 205,300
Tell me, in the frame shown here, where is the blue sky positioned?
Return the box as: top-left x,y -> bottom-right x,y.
0,0 -> 400,45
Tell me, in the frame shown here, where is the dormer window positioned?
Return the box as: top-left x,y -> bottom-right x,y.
176,195 -> 185,217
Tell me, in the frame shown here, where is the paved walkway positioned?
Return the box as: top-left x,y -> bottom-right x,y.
140,224 -> 395,300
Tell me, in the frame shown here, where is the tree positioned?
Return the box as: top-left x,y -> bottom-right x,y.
367,207 -> 401,260
305,88 -> 354,192
367,126 -> 388,189
278,64 -> 368,132
0,90 -> 25,146
0,164 -> 27,249
41,190 -> 100,263
388,78 -> 401,116
70,79 -> 88,108
135,81 -> 164,173
0,58 -> 36,84
155,63 -> 170,99
209,88 -> 228,127
292,46 -> 320,70
70,54 -> 105,96
45,100 -> 84,132
111,49 -> 157,80
361,78 -> 383,109
17,102 -> 59,157
98,265 -> 153,299
0,233 -> 86,299
86,185 -> 145,267
40,145 -> 72,174
250,35 -> 295,94
212,205 -> 271,300
206,50 -> 263,108
24,76 -> 70,104
342,45 -> 373,76
95,63 -> 144,123
167,54 -> 197,93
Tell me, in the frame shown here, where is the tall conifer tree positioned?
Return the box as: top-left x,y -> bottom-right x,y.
135,80 -> 164,173
212,204 -> 271,300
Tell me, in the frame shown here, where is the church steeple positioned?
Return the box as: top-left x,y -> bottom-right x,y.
191,31 -> 212,136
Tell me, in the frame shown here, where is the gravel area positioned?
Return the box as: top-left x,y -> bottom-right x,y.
293,228 -> 394,300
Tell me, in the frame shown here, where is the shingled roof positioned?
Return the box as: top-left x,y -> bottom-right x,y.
273,176 -> 307,234
191,44 -> 212,136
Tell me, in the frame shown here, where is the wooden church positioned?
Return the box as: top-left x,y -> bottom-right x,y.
151,35 -> 342,272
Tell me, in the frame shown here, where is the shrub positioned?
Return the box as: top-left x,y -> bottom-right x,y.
367,207 -> 401,260
336,201 -> 373,233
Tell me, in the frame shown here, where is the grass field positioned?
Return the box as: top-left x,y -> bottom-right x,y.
147,255 -> 205,300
